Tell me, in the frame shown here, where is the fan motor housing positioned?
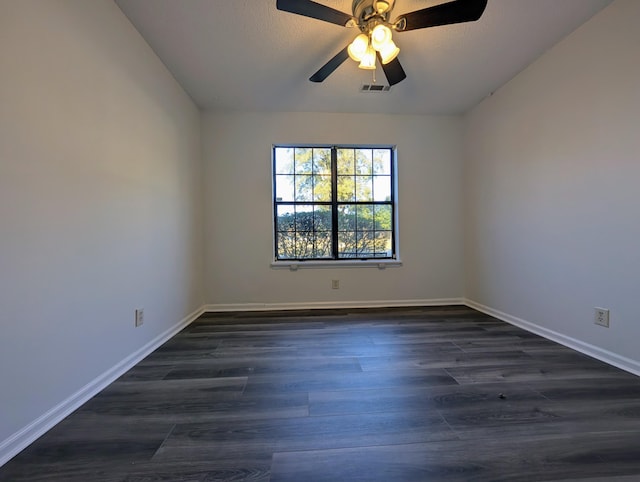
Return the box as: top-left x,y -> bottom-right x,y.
352,0 -> 395,23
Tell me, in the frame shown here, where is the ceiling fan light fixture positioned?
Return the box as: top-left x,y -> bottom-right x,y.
358,45 -> 377,70
379,40 -> 400,64
278,0 -> 488,85
348,33 -> 369,62
371,24 -> 392,51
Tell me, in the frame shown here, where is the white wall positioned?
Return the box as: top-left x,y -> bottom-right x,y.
464,0 -> 640,371
202,111 -> 464,307
0,0 -> 204,458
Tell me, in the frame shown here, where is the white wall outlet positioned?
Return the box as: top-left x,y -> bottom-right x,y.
135,308 -> 144,327
594,307 -> 609,328
331,279 -> 340,290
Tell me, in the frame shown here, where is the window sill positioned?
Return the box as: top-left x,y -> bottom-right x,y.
271,259 -> 402,270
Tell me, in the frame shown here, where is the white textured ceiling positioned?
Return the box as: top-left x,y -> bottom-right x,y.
115,0 -> 612,114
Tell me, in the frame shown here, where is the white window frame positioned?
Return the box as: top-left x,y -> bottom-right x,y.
271,144 -> 401,270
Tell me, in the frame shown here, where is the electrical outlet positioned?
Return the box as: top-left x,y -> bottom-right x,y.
594,307 -> 609,328
331,279 -> 340,290
135,308 -> 144,327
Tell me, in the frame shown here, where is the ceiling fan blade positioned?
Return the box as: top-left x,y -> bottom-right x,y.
309,46 -> 350,82
395,0 -> 487,32
276,0 -> 354,27
379,54 -> 407,86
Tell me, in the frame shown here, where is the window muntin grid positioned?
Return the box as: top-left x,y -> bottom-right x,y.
274,146 -> 396,261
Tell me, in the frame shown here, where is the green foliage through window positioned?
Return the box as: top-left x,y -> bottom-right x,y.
274,145 -> 396,261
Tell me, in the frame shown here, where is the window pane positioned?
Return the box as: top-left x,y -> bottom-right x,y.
275,147 -> 294,174
294,205 -> 314,232
314,232 -> 332,258
277,232 -> 296,259
337,149 -> 354,175
337,204 -> 356,232
374,231 -> 392,257
373,175 -> 391,201
295,232 -> 314,258
337,175 -> 355,202
295,175 -> 313,201
373,149 -> 391,175
338,232 -> 357,258
356,231 -> 374,257
295,148 -> 313,174
374,205 -> 392,231
355,149 -> 373,175
314,205 -> 332,232
313,175 -> 332,202
277,205 -> 295,232
356,175 -> 373,202
313,148 -> 331,175
276,175 -> 294,202
356,204 -> 373,231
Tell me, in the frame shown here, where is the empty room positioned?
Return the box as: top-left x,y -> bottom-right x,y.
1,0 -> 639,480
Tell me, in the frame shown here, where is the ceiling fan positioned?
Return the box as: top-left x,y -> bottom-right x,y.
276,0 -> 488,86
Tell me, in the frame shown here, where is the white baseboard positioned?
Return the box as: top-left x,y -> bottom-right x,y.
204,298 -> 465,313
0,305 -> 205,467
464,299 -> 640,377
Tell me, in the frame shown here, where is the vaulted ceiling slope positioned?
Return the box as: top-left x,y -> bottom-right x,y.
115,0 -> 613,115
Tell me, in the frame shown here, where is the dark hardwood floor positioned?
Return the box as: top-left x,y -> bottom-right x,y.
2,306 -> 640,481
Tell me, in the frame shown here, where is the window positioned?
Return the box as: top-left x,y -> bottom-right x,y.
273,145 -> 397,263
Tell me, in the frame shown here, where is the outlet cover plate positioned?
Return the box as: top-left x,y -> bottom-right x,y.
594,307 -> 609,327
135,308 -> 144,327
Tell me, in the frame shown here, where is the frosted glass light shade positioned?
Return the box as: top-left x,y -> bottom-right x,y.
371,24 -> 392,51
348,34 -> 369,62
359,45 -> 376,70
379,40 -> 399,64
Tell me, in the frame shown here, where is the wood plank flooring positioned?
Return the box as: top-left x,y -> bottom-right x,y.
2,306 -> 640,481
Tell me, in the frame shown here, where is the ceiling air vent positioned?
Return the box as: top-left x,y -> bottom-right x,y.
360,84 -> 391,93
